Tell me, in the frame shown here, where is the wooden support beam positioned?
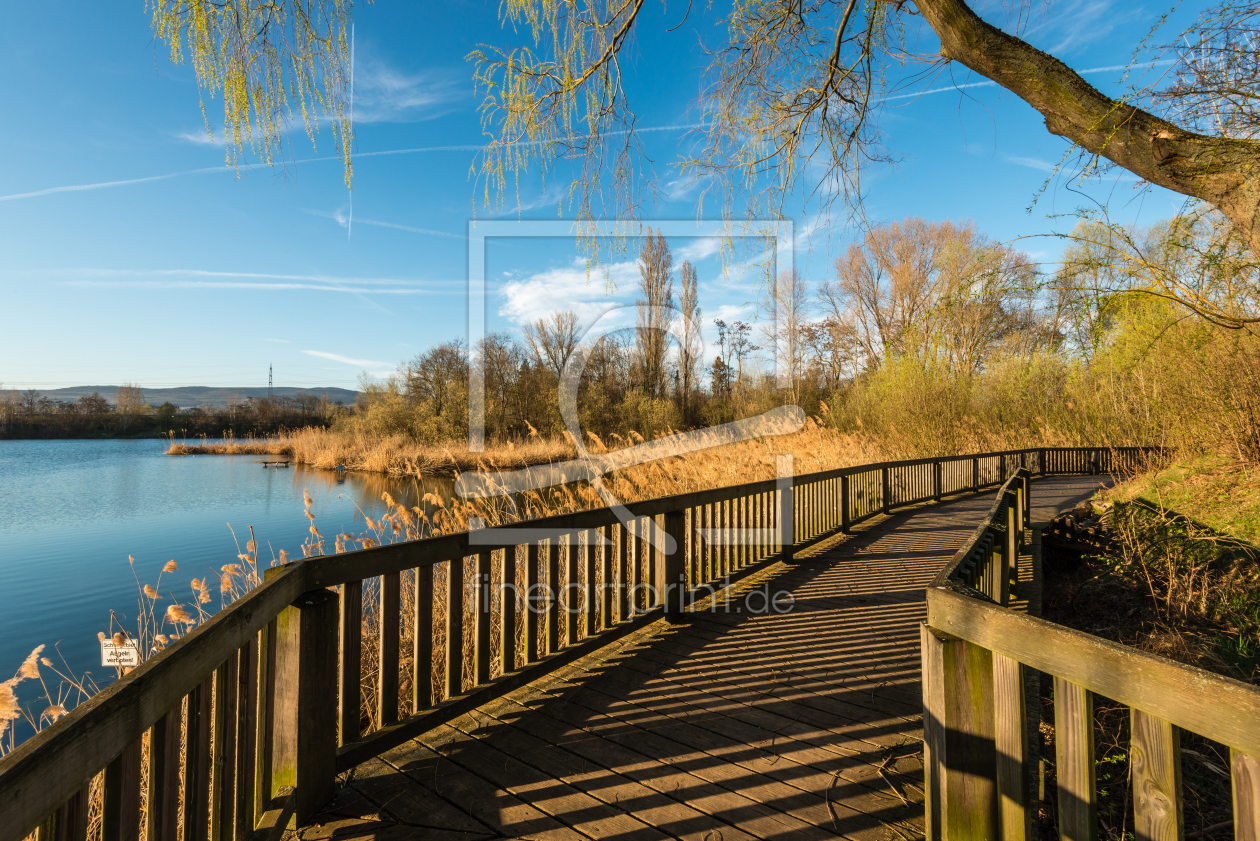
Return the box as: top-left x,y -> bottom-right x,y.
102,737 -> 142,841
1054,677 -> 1096,841
1130,708 -> 1182,841
147,710 -> 180,841
664,508 -> 686,618
338,580 -> 362,744
1233,748 -> 1260,841
378,572 -> 400,726
271,588 -> 338,825
994,653 -> 1030,841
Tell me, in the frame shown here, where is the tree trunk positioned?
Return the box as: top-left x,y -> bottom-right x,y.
916,0 -> 1260,255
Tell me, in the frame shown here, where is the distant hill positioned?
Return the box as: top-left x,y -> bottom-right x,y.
27,386 -> 360,408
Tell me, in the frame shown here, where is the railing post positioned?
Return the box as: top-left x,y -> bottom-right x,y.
933,460 -> 942,502
1130,709 -> 1183,840
882,467 -> 890,514
272,587 -> 339,826
840,474 -> 850,533
777,455 -> 794,560
1054,678 -> 1097,841
972,457 -> 980,491
994,653 -> 1031,841
664,508 -> 687,618
1231,749 -> 1260,839
921,622 -> 999,841
1039,448 -> 1046,475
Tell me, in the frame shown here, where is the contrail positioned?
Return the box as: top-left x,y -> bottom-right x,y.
0,165 -> 231,202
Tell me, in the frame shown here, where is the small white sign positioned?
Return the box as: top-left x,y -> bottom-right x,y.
101,639 -> 140,668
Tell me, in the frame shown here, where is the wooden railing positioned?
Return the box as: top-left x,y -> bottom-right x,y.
922,467 -> 1260,840
0,446 -> 1150,841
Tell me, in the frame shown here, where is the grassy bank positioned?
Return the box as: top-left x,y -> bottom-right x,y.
1037,459 -> 1260,840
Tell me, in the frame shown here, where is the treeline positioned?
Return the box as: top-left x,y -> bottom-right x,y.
336,214 -> 1260,463
0,385 -> 345,439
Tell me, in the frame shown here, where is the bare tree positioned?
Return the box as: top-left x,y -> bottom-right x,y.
760,269 -> 811,402
832,218 -> 1038,376
523,311 -> 581,381
677,260 -> 702,419
635,229 -> 675,398
114,383 -> 146,433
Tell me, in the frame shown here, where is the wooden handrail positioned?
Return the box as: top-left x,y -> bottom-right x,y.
0,444 -> 1159,841
921,461 -> 1260,841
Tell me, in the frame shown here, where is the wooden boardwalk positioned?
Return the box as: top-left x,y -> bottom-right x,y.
298,476 -> 1108,841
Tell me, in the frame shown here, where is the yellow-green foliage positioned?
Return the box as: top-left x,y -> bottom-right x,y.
1103,455 -> 1260,545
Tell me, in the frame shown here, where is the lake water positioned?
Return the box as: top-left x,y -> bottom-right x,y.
0,439 -> 446,743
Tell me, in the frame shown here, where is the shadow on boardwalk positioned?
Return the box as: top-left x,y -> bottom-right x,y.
299,475 -> 1110,841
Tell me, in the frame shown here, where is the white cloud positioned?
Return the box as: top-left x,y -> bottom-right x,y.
353,62 -> 461,123
497,258 -> 640,328
43,267 -> 459,295
174,129 -> 223,145
1003,155 -> 1056,172
676,238 -> 723,262
302,350 -> 391,368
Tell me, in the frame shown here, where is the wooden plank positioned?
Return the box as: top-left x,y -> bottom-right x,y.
54,783 -> 87,841
1054,677 -> 1096,841
253,621 -> 276,830
568,534 -> 583,645
927,588 -> 1260,756
547,538 -> 561,652
476,552 -> 492,686
664,508 -> 686,617
921,624 -> 950,841
413,565 -> 435,711
994,653 -> 1030,841
587,529 -> 600,636
338,580 -> 362,744
379,571 -> 401,726
1130,708 -> 1182,841
145,710 -> 180,841
1234,749 -> 1260,841
234,637 -> 257,841
504,546 -> 520,673
448,558 -> 465,696
210,655 -> 239,841
334,607 -> 662,772
182,677 -> 211,841
101,737 -> 142,841
617,523 -> 631,621
526,541 -> 542,661
271,588 -> 338,824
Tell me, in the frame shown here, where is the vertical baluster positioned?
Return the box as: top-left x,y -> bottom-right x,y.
1054,678 -> 1096,841
413,566 -> 435,710
254,618 -> 276,827
147,708 -> 181,841
54,783 -> 88,841
476,552 -> 493,685
102,737 -> 143,841
569,534 -> 583,644
617,525 -> 630,622
994,654 -> 1030,841
841,475 -> 850,533
664,507 -> 686,617
379,572 -> 400,725
587,529 -> 601,636
504,546 -> 520,672
182,676 -> 212,841
448,558 -> 465,696
526,541 -> 541,660
234,637 -> 257,841
881,467 -> 890,514
1130,709 -> 1182,841
1232,749 -> 1260,840
601,526 -> 613,629
338,580 -> 362,744
547,537 -> 562,652
211,655 -> 238,841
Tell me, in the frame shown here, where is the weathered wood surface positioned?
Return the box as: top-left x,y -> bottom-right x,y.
293,476 -> 1104,841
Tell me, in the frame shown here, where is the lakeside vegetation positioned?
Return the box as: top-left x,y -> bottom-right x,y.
0,388 -> 344,440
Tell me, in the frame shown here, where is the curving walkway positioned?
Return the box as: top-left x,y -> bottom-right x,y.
297,475 -> 1109,841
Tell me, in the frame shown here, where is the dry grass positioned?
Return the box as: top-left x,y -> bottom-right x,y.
164,415 -> 884,481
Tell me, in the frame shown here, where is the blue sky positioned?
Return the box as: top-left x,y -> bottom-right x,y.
0,1 -> 1195,392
